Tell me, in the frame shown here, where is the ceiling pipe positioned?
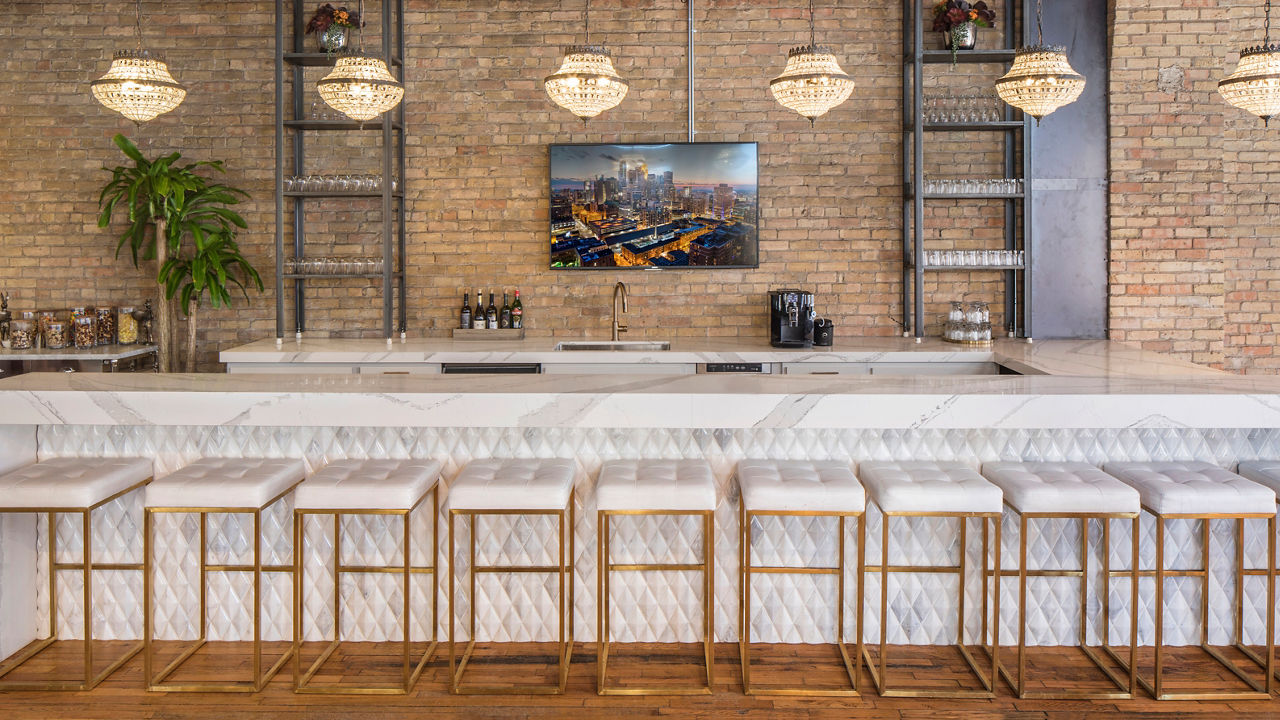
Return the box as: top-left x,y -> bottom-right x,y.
687,0 -> 695,141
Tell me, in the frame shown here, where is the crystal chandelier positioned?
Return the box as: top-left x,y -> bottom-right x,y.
316,0 -> 404,122
1219,0 -> 1280,124
995,0 -> 1085,123
90,0 -> 185,123
769,0 -> 854,124
544,0 -> 628,122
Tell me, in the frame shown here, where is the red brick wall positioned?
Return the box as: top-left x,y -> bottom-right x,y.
2,1 -> 1275,371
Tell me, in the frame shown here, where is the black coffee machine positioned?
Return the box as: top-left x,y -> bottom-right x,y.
769,289 -> 815,348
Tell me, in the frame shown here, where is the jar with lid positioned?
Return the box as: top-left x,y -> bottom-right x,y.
44,320 -> 69,349
72,316 -> 96,349
117,306 -> 138,345
95,306 -> 116,345
10,319 -> 35,350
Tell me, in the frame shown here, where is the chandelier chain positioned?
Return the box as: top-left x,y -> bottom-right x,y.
809,0 -> 816,47
1267,0 -> 1272,45
1035,0 -> 1044,45
134,0 -> 142,50
586,0 -> 591,45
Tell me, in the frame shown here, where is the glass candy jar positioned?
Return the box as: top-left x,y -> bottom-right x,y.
44,320 -> 69,350
10,319 -> 34,350
73,316 -> 96,349
117,306 -> 139,345
95,306 -> 116,345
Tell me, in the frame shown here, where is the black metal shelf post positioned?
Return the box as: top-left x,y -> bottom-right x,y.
902,0 -> 1035,340
274,0 -> 407,342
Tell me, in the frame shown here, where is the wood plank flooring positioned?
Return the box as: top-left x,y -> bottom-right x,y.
1,640 -> 1279,718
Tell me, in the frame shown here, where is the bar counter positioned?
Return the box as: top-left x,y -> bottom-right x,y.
0,340 -> 1276,669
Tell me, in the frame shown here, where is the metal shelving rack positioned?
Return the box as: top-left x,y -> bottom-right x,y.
902,0 -> 1034,340
274,0 -> 407,341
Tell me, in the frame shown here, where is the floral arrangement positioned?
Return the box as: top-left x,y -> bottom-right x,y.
932,0 -> 996,33
305,4 -> 362,35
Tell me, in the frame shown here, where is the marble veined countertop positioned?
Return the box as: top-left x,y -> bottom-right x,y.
219,337 -> 1222,378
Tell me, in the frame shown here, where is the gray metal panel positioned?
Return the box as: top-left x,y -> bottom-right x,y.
1030,0 -> 1109,338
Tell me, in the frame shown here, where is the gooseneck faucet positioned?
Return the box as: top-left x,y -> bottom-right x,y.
612,281 -> 628,341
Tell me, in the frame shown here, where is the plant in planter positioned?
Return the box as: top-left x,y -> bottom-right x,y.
305,3 -> 363,54
97,133 -> 257,372
159,230 -> 263,372
932,0 -> 996,64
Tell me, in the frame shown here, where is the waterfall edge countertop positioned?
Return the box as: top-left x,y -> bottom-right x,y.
218,337 -> 1221,377
3,342 -> 1280,428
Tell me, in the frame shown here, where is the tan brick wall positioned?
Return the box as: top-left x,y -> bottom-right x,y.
2,1 -> 1275,372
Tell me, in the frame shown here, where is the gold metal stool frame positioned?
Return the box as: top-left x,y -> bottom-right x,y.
737,501 -> 865,696
448,491 -> 575,695
1103,508 -> 1275,700
0,477 -> 151,691
597,507 -> 714,695
1236,497 -> 1280,688
143,481 -> 300,692
292,480 -> 439,694
862,509 -> 1001,699
993,505 -> 1140,699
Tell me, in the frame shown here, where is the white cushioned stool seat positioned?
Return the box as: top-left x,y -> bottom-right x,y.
0,457 -> 153,509
145,458 -> 305,509
448,458 -> 575,511
1236,461 -> 1280,498
981,462 -> 1140,515
295,459 -> 443,511
737,459 -> 864,514
596,459 -> 716,512
859,461 -> 1002,514
1103,461 -> 1277,516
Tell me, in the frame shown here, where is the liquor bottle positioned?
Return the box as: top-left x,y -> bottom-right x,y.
460,291 -> 472,330
511,290 -> 523,329
472,289 -> 486,329
500,293 -> 512,329
486,292 -> 498,329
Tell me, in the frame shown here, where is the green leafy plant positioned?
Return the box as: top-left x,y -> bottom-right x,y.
159,231 -> 263,372
97,133 -> 257,371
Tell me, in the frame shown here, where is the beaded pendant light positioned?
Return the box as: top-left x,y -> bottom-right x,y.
1219,0 -> 1280,125
91,0 -> 186,123
317,0 -> 404,122
769,0 -> 854,124
544,0 -> 628,123
994,0 -> 1085,123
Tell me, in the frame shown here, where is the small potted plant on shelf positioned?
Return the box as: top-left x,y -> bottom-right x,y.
305,3 -> 362,54
932,0 -> 996,64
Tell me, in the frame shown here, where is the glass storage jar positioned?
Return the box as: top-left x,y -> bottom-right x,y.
95,306 -> 116,345
10,319 -> 35,350
70,306 -> 90,320
117,306 -> 138,345
44,320 -> 69,349
73,316 -> 96,349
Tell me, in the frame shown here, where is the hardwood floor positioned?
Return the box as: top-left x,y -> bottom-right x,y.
2,640 -> 1279,718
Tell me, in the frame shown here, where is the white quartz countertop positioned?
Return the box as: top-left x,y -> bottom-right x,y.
0,343 -> 158,361
218,337 -> 1221,377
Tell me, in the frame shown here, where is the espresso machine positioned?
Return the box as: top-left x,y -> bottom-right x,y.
769,289 -> 815,348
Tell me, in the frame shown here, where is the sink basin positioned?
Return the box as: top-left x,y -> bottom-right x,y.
554,341 -> 671,351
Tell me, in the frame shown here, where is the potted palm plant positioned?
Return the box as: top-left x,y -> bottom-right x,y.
159,230 -> 262,372
98,134 -> 259,372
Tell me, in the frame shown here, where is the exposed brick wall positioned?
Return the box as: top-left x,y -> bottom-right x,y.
2,1 -> 1275,372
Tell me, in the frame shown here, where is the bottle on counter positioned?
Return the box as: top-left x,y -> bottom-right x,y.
511,290 -> 523,329
500,293 -> 511,329
460,291 -> 472,330
486,293 -> 498,330
472,289 -> 485,330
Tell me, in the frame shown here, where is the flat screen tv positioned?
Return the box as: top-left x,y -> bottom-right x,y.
549,142 -> 759,269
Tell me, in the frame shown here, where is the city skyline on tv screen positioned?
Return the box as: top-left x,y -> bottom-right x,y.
549,143 -> 759,269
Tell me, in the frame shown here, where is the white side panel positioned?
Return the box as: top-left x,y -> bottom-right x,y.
0,426 -> 37,659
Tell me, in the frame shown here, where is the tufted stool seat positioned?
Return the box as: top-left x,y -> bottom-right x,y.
143,458 -> 305,693
293,459 -> 443,694
447,458 -> 577,694
981,462 -> 1141,699
857,461 -> 1002,699
595,460 -> 716,695
1102,461 -> 1276,700
0,457 -> 153,691
735,460 -> 865,696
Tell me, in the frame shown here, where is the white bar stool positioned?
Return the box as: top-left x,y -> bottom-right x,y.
858,461 -> 1002,699
292,459 -> 442,694
0,458 -> 153,691
1104,461 -> 1275,700
595,459 -> 716,695
1236,460 -> 1280,686
736,459 -> 865,696
143,458 -> 304,692
981,462 -> 1141,699
447,458 -> 576,695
